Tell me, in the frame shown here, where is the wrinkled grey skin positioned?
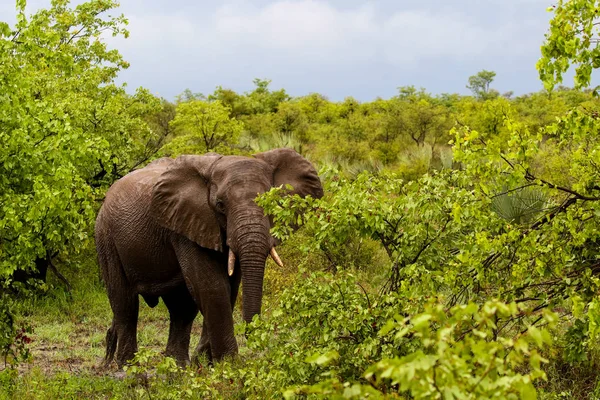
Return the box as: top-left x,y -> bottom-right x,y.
95,148 -> 323,368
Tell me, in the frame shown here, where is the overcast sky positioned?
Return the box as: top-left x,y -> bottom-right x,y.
2,0 -> 556,101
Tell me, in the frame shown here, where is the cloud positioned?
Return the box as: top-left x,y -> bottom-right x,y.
214,1 -> 371,49
101,0 -> 550,99
380,10 -> 490,64
211,1 -> 492,66
115,1 -> 533,68
1,0 -> 553,99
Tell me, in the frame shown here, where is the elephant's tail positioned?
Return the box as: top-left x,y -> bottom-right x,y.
103,320 -> 118,368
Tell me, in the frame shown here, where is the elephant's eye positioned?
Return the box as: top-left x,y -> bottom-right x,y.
215,199 -> 225,213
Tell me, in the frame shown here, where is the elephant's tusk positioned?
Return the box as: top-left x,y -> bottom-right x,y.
228,249 -> 236,276
270,247 -> 284,268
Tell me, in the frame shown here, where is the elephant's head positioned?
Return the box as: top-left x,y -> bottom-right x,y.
149,148 -> 323,322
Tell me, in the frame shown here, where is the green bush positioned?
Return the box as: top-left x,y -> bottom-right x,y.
288,300 -> 557,399
240,271 -> 408,397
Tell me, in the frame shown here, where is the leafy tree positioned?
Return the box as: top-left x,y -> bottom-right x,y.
538,0 -> 600,92
130,98 -> 177,170
338,97 -> 361,119
368,98 -> 405,144
166,100 -> 243,155
239,113 -> 278,145
397,85 -> 421,99
259,170 -> 479,294
82,88 -> 161,185
0,0 -> 159,361
397,95 -> 451,148
243,78 -> 290,115
512,91 -> 570,132
448,1 -> 600,371
0,0 -> 157,276
362,99 -> 404,164
286,300 -> 556,399
273,101 -> 309,143
258,167 -> 561,397
208,86 -> 247,118
176,88 -> 205,103
466,70 -> 500,100
296,93 -> 336,123
252,3 -> 600,396
455,96 -> 514,137
327,116 -> 371,163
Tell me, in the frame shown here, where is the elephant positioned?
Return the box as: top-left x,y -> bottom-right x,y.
95,148 -> 323,368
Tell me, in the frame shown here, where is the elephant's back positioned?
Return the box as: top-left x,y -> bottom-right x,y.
96,159 -> 182,290
99,159 -> 173,220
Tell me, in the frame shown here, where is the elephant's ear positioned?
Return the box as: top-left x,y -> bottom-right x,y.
150,154 -> 224,252
254,148 -> 324,199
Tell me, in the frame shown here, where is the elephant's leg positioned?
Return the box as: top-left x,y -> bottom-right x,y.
193,264 -> 241,363
108,288 -> 139,368
193,319 -> 212,364
162,287 -> 198,367
98,240 -> 139,368
173,238 -> 238,361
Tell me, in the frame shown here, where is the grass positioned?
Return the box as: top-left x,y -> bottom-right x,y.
16,273 -> 206,375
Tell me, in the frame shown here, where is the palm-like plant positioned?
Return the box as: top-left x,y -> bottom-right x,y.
491,186 -> 549,225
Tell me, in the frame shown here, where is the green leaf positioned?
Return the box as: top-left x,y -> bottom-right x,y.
520,382 -> 537,400
305,350 -> 340,366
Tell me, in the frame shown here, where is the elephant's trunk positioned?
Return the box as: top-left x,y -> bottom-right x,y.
229,214 -> 271,323
239,253 -> 267,323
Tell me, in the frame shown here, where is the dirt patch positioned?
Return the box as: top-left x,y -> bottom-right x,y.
4,318 -> 205,377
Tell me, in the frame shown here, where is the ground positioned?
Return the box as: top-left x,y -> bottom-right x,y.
4,275 -> 206,376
